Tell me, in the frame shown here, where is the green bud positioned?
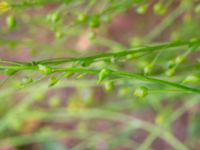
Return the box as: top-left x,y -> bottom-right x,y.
55,31 -> 64,39
64,72 -> 74,78
38,64 -> 52,75
183,75 -> 200,84
48,77 -> 59,87
102,15 -> 112,23
21,76 -> 33,85
6,15 -> 16,29
77,13 -> 87,22
104,80 -> 114,92
49,96 -> 60,107
88,31 -> 96,40
136,4 -> 148,14
81,60 -> 92,67
119,87 -> 131,97
98,68 -> 110,83
175,55 -> 185,64
153,2 -> 166,15
89,15 -> 100,28
134,86 -> 148,98
165,68 -> 175,77
51,12 -> 60,23
144,64 -> 153,75
167,60 -> 176,69
5,69 -> 17,76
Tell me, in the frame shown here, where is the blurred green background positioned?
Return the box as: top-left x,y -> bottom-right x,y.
1,0 -> 200,150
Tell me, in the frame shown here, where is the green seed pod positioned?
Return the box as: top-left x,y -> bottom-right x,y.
21,76 -> 33,85
6,15 -> 16,29
5,69 -> 17,76
165,68 -> 175,77
119,87 -> 131,97
88,31 -> 96,40
167,60 -> 176,69
77,13 -> 87,23
153,2 -> 166,15
175,55 -> 185,64
144,64 -> 153,75
51,12 -> 60,23
134,86 -> 148,98
64,72 -> 74,78
89,15 -> 100,28
55,31 -> 64,39
136,4 -> 148,14
38,64 -> 52,75
49,96 -> 60,107
102,15 -> 112,23
98,68 -> 110,83
182,75 -> 200,84
104,80 -> 114,92
48,77 -> 59,87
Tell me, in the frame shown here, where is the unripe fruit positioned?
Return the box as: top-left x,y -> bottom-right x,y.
104,80 -> 114,92
38,64 -> 52,75
102,15 -> 112,23
51,12 -> 60,23
144,64 -> 153,75
89,15 -> 100,28
77,13 -> 87,22
5,69 -> 17,76
98,68 -> 110,83
48,77 -> 59,87
153,2 -> 166,15
165,68 -> 175,77
55,32 -> 64,39
134,86 -> 148,98
136,4 -> 148,14
88,31 -> 96,40
183,75 -> 200,84
6,15 -> 16,29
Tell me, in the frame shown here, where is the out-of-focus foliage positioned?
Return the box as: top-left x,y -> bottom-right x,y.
1,0 -> 200,150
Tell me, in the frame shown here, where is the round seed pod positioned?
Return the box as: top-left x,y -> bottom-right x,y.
89,15 -> 100,28
136,4 -> 148,14
6,15 -> 16,29
134,86 -> 148,98
38,64 -> 52,75
104,80 -> 114,92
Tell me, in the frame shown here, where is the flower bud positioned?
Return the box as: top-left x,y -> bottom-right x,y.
38,64 -> 52,75
6,15 -> 16,29
98,68 -> 110,83
134,86 -> 148,98
104,80 -> 114,92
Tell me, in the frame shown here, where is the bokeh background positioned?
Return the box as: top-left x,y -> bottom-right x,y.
1,0 -> 200,150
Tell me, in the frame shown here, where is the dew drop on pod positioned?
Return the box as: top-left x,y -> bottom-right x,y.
6,15 -> 16,29
134,86 -> 148,98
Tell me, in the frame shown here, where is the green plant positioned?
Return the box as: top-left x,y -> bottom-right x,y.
1,0 -> 200,150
